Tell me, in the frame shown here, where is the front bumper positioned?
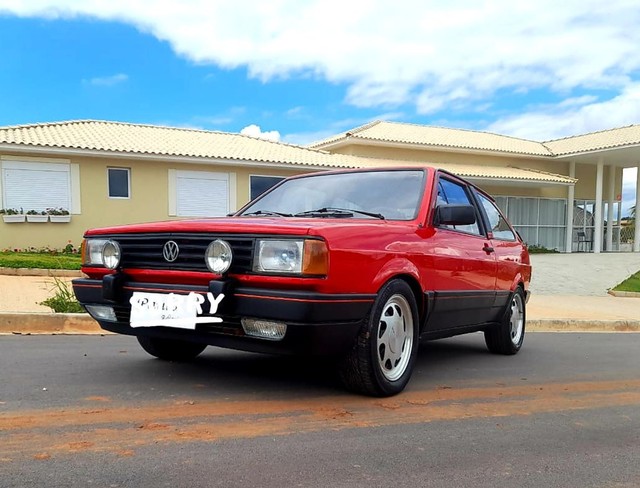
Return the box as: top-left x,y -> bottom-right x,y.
72,277 -> 375,356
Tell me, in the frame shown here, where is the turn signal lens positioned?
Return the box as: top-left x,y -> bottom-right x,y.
303,240 -> 328,276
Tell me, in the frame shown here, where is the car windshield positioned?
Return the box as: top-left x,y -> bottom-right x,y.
240,169 -> 426,220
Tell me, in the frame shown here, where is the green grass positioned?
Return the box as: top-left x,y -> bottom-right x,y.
0,251 -> 82,270
612,271 -> 640,293
39,277 -> 85,313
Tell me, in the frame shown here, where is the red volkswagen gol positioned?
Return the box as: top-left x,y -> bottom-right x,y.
73,167 -> 531,396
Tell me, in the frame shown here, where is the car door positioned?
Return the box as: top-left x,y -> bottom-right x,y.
423,174 -> 498,331
474,190 -> 525,313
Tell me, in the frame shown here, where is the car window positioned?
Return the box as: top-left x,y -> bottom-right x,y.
436,178 -> 481,235
241,170 -> 426,220
477,192 -> 516,241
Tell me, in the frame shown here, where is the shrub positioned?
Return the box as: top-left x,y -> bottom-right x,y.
0,208 -> 23,215
526,244 -> 560,254
39,277 -> 85,313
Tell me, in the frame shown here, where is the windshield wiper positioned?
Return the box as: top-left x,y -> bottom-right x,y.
295,207 -> 385,220
242,210 -> 293,217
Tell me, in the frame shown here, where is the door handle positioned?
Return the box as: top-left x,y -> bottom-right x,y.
482,245 -> 494,253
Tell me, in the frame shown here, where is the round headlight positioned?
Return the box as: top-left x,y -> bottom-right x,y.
102,240 -> 121,270
206,239 -> 233,274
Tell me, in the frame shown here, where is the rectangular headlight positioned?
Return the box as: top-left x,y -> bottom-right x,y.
83,238 -> 109,266
254,239 -> 304,273
253,239 -> 329,276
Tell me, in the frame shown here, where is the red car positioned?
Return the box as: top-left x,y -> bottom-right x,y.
73,167 -> 531,396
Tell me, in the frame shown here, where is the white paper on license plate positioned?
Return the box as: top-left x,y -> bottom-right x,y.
130,292 -> 198,329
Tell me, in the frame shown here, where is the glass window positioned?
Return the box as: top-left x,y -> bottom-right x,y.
436,178 -> 480,235
250,176 -> 285,200
539,199 -> 566,226
108,168 -> 130,199
477,193 -> 516,241
506,197 -> 538,225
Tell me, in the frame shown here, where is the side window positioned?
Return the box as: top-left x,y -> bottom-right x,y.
478,193 -> 516,241
108,168 -> 130,199
436,178 -> 481,235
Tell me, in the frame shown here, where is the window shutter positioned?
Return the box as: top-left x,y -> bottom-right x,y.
176,171 -> 229,217
2,161 -> 70,211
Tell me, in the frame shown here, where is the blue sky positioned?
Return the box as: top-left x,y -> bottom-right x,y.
0,1 -> 639,213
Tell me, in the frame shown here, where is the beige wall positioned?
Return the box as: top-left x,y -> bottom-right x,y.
331,143 -> 623,201
0,152 -> 304,250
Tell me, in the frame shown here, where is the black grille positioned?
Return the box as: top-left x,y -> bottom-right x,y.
113,234 -> 255,273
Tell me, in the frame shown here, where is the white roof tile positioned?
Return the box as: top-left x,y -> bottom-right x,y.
544,124 -> 640,156
0,120 -> 351,168
310,120 -> 554,156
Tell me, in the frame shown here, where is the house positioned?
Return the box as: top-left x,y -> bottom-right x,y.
1,119 -> 639,253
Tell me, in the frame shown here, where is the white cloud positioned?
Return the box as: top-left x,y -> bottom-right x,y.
3,0 -> 640,117
485,83 -> 640,140
240,124 -> 280,142
85,73 -> 128,87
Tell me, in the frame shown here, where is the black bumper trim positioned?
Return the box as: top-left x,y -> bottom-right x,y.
72,278 -> 374,355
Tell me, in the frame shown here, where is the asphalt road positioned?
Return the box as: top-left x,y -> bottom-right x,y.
1,333 -> 639,488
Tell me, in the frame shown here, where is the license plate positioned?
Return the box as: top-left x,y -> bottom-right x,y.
129,292 -> 224,329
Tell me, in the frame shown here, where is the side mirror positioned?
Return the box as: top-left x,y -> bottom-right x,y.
435,204 -> 477,226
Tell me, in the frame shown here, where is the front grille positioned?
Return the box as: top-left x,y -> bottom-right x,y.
113,233 -> 255,273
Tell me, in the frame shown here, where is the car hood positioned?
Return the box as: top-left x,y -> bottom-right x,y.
84,216 -> 410,237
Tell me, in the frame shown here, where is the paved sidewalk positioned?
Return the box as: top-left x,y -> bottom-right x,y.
0,275 -> 77,314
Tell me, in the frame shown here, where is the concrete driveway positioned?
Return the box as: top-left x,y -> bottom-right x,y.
529,253 -> 640,296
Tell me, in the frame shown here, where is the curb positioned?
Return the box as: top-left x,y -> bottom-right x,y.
527,319 -> 640,332
607,289 -> 640,298
1,313 -> 639,335
0,267 -> 83,277
0,313 -> 108,335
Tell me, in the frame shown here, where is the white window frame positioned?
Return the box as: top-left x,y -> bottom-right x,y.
107,167 -> 131,199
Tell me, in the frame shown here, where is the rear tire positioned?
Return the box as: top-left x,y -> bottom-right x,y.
338,279 -> 419,397
137,336 -> 207,361
485,287 -> 525,355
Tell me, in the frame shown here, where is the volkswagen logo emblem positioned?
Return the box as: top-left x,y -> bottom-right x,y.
163,241 -> 180,263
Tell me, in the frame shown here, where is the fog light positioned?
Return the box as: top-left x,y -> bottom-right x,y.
241,318 -> 287,341
85,305 -> 117,322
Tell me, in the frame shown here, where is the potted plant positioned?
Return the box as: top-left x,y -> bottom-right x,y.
26,209 -> 49,223
46,207 -> 71,223
0,208 -> 26,223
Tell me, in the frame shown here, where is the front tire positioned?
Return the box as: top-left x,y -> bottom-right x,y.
485,287 -> 526,355
338,279 -> 419,397
137,336 -> 207,361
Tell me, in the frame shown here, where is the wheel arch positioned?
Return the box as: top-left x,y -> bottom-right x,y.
373,268 -> 426,334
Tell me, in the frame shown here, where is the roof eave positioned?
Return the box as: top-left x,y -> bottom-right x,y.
0,143 -> 349,171
465,175 -> 575,186
549,142 -> 640,159
315,136 -> 553,160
